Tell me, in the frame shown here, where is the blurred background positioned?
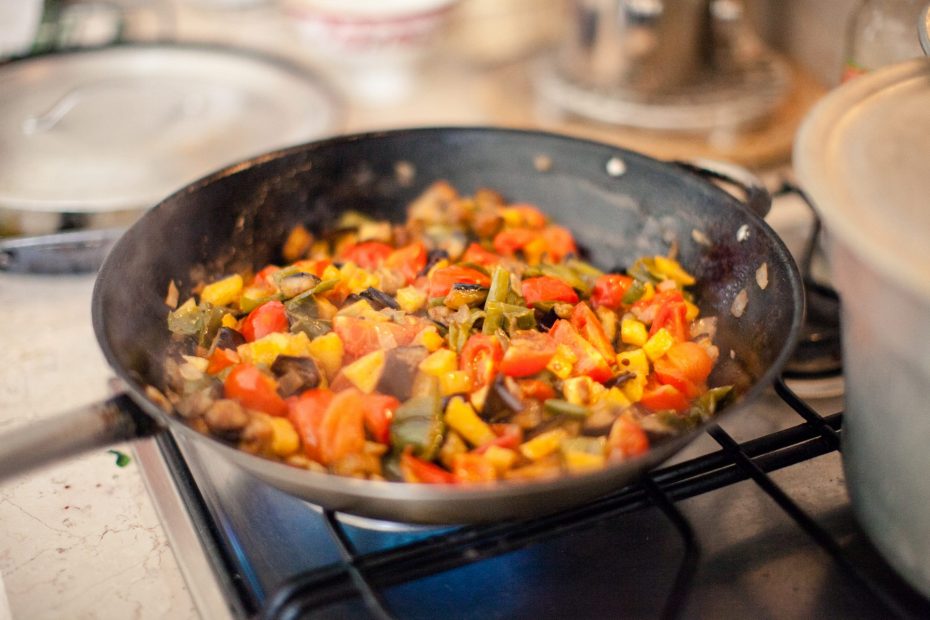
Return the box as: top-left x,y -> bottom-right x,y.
0,0 -> 926,238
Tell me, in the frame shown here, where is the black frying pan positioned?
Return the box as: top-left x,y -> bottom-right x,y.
0,128 -> 803,523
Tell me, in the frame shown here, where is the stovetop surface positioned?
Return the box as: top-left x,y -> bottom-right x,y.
140,382 -> 930,620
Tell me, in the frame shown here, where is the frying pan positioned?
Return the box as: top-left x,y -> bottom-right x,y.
0,128 -> 803,524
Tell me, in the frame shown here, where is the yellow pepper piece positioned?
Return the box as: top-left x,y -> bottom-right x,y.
308,332 -> 344,380
654,256 -> 696,286
419,348 -> 458,376
439,370 -> 473,396
563,450 -> 605,473
238,332 -> 311,367
221,313 -> 238,329
396,285 -> 427,313
640,281 -> 656,302
340,262 -> 380,295
445,396 -> 496,447
343,350 -> 386,393
522,237 -> 547,265
562,376 -> 600,406
616,349 -> 649,376
414,326 -> 444,352
620,317 -> 648,346
519,428 -> 569,461
282,225 -> 313,263
483,446 -> 518,473
622,374 -> 647,403
321,264 -> 341,282
604,386 -> 632,408
644,327 -> 675,361
268,417 -> 300,457
546,344 -> 577,380
200,274 -> 243,308
684,300 -> 700,322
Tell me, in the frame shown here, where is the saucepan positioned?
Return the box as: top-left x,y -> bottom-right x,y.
0,127 -> 803,523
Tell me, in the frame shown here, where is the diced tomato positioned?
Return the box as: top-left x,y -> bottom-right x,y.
665,341 -> 714,385
386,242 -> 428,284
521,276 -> 579,306
360,393 -> 400,444
225,363 -> 288,416
251,265 -> 280,288
654,342 -> 714,398
634,290 -> 689,341
401,451 -> 456,484
542,225 -> 578,262
517,379 -> 557,401
288,388 -> 334,461
206,347 -> 240,375
452,453 -> 497,483
499,330 -> 556,377
342,241 -> 394,270
318,389 -> 367,465
461,242 -> 500,266
428,265 -> 491,298
570,302 -> 615,361
591,274 -> 634,309
549,320 -> 612,383
240,300 -> 289,342
333,315 -> 427,359
653,359 -> 700,398
493,228 -> 535,256
474,423 -> 523,453
460,333 -> 503,388
608,416 -> 650,459
650,297 -> 689,341
640,383 -> 690,413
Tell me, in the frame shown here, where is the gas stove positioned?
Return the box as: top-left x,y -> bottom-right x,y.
132,185 -> 930,619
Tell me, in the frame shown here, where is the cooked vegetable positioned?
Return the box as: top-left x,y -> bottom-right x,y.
164,181 -> 730,484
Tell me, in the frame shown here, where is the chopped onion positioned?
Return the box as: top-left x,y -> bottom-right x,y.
730,288 -> 749,318
756,263 -> 769,290
691,228 -> 711,246
690,316 -> 718,340
165,280 -> 179,309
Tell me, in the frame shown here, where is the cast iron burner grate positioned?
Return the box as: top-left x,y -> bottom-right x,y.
252,377 -> 930,619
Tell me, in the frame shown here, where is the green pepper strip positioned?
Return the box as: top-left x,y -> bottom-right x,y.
544,399 -> 590,418
482,266 -> 511,334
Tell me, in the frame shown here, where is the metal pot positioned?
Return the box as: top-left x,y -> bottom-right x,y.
0,127 -> 802,524
795,58 -> 930,597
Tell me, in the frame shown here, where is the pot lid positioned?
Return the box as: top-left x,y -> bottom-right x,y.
0,44 -> 340,213
794,58 -> 930,302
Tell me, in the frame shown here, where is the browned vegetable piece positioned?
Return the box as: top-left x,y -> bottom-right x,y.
210,326 -> 246,354
377,346 -> 429,401
271,355 -> 322,398
204,399 -> 250,440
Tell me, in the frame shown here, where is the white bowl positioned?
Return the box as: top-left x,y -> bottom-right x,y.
283,0 -> 458,103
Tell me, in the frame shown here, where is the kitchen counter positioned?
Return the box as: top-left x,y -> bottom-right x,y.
0,3 -> 827,618
0,273 -> 196,618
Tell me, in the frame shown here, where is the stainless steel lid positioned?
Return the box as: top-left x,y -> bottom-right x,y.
794,58 -> 930,302
0,44 -> 340,214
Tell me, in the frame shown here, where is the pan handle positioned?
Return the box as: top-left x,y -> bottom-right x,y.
672,159 -> 772,219
0,393 -> 163,482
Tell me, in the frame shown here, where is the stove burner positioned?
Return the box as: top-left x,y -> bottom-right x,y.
785,279 -> 842,377
775,182 -> 843,381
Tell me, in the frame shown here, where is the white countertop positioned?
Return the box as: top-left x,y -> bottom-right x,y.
0,273 -> 196,619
